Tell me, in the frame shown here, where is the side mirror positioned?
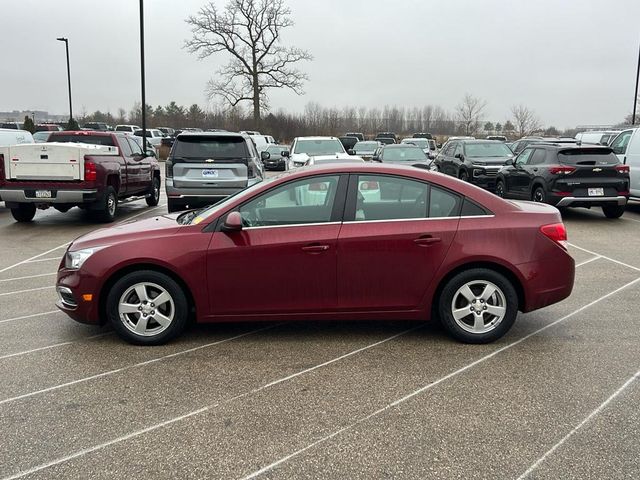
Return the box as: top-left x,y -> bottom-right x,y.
454,153 -> 464,160
261,151 -> 270,161
145,149 -> 157,158
222,211 -> 243,232
437,143 -> 442,148
372,155 -> 381,162
505,158 -> 514,166
347,149 -> 355,155
281,150 -> 290,158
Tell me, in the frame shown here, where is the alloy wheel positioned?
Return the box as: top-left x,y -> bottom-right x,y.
450,280 -> 507,334
118,282 -> 175,336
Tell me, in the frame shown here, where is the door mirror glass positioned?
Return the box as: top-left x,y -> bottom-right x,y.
504,158 -> 514,166
347,149 -> 355,155
222,211 -> 243,232
454,153 -> 464,160
145,149 -> 156,158
281,150 -> 290,158
261,151 -> 271,161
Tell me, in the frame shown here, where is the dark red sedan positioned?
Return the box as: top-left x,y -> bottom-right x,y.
56,164 -> 574,345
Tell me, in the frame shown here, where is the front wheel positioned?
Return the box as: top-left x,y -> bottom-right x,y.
437,268 -> 518,344
146,176 -> 160,207
106,270 -> 189,345
602,204 -> 625,219
459,170 -> 469,182
495,180 -> 506,198
11,203 -> 36,222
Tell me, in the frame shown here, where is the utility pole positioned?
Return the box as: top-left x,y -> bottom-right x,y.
56,37 -> 73,122
633,39 -> 640,125
139,0 -> 147,149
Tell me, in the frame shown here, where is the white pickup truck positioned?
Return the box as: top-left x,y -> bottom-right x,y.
0,131 -> 161,222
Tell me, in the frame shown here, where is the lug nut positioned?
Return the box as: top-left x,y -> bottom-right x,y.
151,311 -> 155,315
150,303 -> 155,307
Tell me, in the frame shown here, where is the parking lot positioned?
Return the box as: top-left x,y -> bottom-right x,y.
1,178 -> 639,479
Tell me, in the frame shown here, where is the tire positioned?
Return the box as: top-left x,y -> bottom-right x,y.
167,198 -> 184,213
459,170 -> 469,182
437,268 -> 518,344
532,186 -> 546,204
106,270 -> 189,345
11,203 -> 36,222
93,186 -> 118,222
495,180 -> 506,198
602,204 -> 625,219
146,176 -> 160,207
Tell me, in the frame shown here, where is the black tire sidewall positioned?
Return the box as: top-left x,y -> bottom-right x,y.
146,176 -> 160,207
496,181 -> 505,197
438,268 -> 518,344
106,270 -> 189,345
11,204 -> 36,222
532,186 -> 546,203
602,204 -> 625,219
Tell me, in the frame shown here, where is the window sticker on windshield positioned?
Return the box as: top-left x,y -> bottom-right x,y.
192,216 -> 204,225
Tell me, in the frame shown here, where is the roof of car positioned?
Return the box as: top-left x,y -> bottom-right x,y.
294,136 -> 339,140
176,131 -> 244,138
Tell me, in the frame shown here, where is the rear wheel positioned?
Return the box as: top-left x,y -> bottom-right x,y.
146,176 -> 160,207
106,270 -> 188,345
532,186 -> 546,203
438,268 -> 518,343
495,180 -> 506,198
11,203 -> 36,222
602,204 -> 625,219
93,186 -> 118,222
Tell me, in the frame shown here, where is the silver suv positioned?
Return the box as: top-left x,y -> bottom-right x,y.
165,132 -> 264,213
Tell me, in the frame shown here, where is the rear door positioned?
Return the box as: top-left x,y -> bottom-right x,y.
171,135 -> 249,191
521,148 -> 547,196
337,174 -> 459,311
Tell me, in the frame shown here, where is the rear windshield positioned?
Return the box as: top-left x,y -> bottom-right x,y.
294,139 -> 345,155
465,142 -> 513,157
402,139 -> 428,148
115,126 -> 134,132
558,148 -> 619,165
383,147 -> 428,162
172,136 -> 248,159
354,141 -> 379,152
48,134 -> 115,146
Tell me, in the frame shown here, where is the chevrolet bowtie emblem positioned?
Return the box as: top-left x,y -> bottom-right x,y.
592,168 -> 602,172
205,159 -> 215,163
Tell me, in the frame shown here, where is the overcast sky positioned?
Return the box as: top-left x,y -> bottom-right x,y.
3,0 -> 640,128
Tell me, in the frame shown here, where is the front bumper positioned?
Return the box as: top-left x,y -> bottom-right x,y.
555,195 -> 627,208
263,159 -> 286,170
0,188 -> 98,204
56,269 -> 102,325
470,172 -> 498,189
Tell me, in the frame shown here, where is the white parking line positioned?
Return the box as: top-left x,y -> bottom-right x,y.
0,243 -> 69,275
574,256 -> 601,268
0,324 -> 278,406
0,325 -> 420,480
516,368 -> 640,479
0,286 -> 54,297
0,310 -> 60,325
0,273 -> 57,283
238,275 -> 640,480
24,257 -> 61,264
569,243 -> 640,273
0,333 -> 113,361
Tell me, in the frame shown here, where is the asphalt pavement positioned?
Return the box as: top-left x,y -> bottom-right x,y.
0,177 -> 639,480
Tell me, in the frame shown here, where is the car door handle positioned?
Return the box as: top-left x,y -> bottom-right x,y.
414,235 -> 441,246
532,168 -> 538,172
302,244 -> 330,253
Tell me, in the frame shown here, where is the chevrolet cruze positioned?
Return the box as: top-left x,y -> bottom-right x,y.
56,164 -> 575,345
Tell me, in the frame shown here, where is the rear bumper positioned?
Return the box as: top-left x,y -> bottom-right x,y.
0,188 -> 98,204
519,253 -> 575,312
555,195 -> 627,207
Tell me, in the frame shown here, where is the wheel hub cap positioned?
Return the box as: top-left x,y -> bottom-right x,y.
451,280 -> 507,334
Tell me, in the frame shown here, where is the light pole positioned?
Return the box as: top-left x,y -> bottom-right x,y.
56,37 -> 73,123
632,39 -> 640,125
139,0 -> 147,148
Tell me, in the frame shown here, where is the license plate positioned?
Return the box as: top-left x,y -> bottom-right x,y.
35,190 -> 52,198
588,188 -> 604,196
201,169 -> 219,178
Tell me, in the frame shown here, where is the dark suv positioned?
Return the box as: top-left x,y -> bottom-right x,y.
495,144 -> 630,218
434,139 -> 514,190
165,132 -> 264,212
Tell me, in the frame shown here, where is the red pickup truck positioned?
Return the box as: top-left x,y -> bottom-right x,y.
0,131 -> 161,222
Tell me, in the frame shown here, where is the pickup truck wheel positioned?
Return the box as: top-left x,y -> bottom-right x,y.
94,186 -> 118,222
602,204 -> 625,219
11,204 -> 36,222
106,270 -> 188,345
167,199 -> 183,213
146,176 -> 160,207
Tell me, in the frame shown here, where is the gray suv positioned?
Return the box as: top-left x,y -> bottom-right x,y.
165,132 -> 264,213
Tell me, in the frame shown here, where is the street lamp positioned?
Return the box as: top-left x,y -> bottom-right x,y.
139,0 -> 147,147
56,37 -> 73,123
633,39 -> 640,126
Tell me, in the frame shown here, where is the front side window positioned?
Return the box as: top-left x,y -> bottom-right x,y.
515,148 -> 534,165
453,143 -> 464,157
127,137 -> 144,155
610,130 -> 632,155
239,175 -> 340,227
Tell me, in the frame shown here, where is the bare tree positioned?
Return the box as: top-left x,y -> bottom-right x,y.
185,0 -> 312,125
511,104 -> 541,138
456,94 -> 487,135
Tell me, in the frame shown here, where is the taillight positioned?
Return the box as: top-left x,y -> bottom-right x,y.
165,159 -> 173,178
548,165 -> 576,175
540,223 -> 568,249
308,182 -> 328,191
359,181 -> 379,190
615,165 -> 630,174
84,160 -> 97,182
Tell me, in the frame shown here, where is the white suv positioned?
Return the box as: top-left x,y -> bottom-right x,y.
286,136 -> 357,169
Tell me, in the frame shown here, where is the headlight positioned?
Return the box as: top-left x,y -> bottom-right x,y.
65,247 -> 104,270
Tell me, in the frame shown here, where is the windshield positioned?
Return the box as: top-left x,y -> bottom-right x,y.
266,145 -> 287,153
383,147 -> 428,162
48,134 -> 115,146
294,139 -> 345,155
465,142 -> 513,157
354,141 -> 378,152
173,136 -> 248,159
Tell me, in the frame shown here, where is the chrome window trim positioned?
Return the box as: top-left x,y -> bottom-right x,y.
342,215 -> 495,225
243,221 -> 342,231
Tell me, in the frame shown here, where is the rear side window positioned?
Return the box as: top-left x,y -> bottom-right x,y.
48,134 -> 115,146
173,136 -> 248,159
461,198 -> 489,216
430,186 -> 461,218
558,149 -> 619,165
530,149 -> 547,165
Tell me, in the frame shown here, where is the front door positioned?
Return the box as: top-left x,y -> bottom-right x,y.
207,174 -> 347,315
508,148 -> 534,198
337,174 -> 459,311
